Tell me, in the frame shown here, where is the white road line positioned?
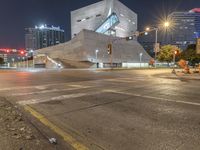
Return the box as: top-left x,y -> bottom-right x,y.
110,91 -> 200,107
0,82 -> 93,92
0,83 -> 66,91
18,91 -> 102,105
11,86 -> 92,96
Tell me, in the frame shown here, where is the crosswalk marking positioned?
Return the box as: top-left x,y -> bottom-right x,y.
18,91 -> 102,105
11,86 -> 92,96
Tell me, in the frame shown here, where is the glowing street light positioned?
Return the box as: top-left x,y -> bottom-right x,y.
164,21 -> 170,28
95,49 -> 99,68
146,27 -> 150,31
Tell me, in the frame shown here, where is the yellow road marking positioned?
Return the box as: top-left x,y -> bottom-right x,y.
24,105 -> 89,150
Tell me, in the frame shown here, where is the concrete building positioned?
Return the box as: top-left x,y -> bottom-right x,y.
71,0 -> 137,38
25,25 -> 65,51
35,0 -> 151,68
169,8 -> 200,49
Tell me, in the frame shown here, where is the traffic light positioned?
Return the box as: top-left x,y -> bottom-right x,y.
6,49 -> 10,53
126,36 -> 134,41
107,43 -> 112,55
174,50 -> 180,55
19,50 -> 26,55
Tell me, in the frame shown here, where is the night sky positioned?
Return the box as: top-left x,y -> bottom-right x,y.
0,0 -> 200,49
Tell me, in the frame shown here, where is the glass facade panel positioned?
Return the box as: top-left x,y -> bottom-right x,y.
95,13 -> 120,34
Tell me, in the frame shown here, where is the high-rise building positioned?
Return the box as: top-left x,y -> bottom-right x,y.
71,0 -> 137,38
25,25 -> 65,51
169,8 -> 200,49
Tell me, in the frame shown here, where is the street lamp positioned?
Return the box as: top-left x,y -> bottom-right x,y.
145,27 -> 158,68
25,53 -> 29,68
145,21 -> 170,68
17,57 -> 20,68
139,53 -> 143,68
12,58 -> 15,68
164,22 -> 170,28
22,57 -> 25,68
146,27 -> 150,31
95,49 -> 99,68
172,50 -> 179,73
29,50 -> 34,68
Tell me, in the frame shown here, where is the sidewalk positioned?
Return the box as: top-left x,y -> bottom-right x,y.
157,69 -> 200,80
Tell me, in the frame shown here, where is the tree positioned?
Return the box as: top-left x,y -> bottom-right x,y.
157,45 -> 181,63
0,57 -> 4,65
179,44 -> 200,66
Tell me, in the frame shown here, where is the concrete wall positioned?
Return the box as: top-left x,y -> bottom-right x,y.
71,1 -> 105,38
36,30 -> 151,67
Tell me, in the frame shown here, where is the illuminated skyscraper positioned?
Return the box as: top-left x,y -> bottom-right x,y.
169,8 -> 200,49
25,25 -> 65,51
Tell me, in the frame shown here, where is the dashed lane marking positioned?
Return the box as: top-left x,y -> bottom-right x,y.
24,105 -> 89,150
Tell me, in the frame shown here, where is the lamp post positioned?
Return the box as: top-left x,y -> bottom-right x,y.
146,27 -> 158,68
172,50 -> 178,73
17,57 -> 20,68
139,53 -> 143,68
22,57 -> 25,68
145,22 -> 170,68
12,58 -> 15,68
25,53 -> 29,68
95,49 -> 99,68
30,50 -> 34,68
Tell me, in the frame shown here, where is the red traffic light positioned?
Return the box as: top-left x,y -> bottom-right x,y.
5,49 -> 10,53
20,51 -> 25,55
19,50 -> 26,55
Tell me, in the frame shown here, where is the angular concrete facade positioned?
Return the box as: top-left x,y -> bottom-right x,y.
71,0 -> 137,38
35,0 -> 151,68
36,30 -> 151,68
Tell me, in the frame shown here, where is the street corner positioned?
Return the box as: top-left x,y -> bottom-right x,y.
0,98 -> 56,150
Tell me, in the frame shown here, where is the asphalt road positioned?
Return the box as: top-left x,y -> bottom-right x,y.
0,69 -> 200,150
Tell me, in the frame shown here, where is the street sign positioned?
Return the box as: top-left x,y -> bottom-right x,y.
196,38 -> 200,54
154,43 -> 160,53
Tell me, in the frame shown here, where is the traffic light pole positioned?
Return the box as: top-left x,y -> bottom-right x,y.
154,28 -> 158,68
172,52 -> 176,73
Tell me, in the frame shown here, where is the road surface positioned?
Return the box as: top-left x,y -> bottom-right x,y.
0,69 -> 200,150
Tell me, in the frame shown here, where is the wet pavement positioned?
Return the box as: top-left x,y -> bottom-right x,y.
0,69 -> 200,150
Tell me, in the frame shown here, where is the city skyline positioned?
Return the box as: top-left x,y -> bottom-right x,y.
0,0 -> 200,48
